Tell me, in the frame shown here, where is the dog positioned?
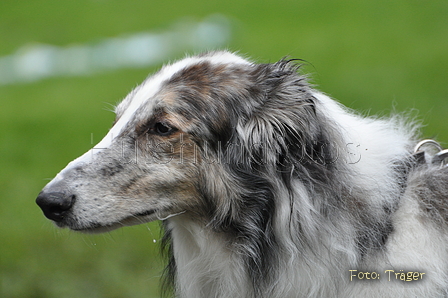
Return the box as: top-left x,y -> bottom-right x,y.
36,51 -> 448,297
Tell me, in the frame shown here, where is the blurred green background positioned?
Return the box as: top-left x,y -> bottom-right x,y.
1,0 -> 447,297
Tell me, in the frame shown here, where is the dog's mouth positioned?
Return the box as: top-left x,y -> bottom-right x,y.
63,208 -> 186,233
64,209 -> 159,233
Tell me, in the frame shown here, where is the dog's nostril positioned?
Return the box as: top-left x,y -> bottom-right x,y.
36,192 -> 76,222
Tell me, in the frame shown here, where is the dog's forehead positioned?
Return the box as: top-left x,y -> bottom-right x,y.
51,53 -> 251,177
115,52 -> 251,117
110,51 -> 254,138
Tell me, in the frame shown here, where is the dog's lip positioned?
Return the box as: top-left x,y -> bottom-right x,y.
70,209 -> 158,233
133,209 -> 156,218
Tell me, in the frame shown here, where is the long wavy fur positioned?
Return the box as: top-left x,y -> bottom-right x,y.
158,54 -> 448,297
36,51 -> 448,298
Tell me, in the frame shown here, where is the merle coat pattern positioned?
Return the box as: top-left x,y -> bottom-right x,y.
37,51 -> 448,297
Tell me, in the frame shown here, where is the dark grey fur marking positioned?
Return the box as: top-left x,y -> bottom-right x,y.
161,59 -> 402,295
36,52 -> 448,298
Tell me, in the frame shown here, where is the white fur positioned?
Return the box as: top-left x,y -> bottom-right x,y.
37,51 -> 448,297
168,93 -> 446,297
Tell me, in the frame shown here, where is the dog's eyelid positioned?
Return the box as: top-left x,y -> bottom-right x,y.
137,119 -> 178,137
153,121 -> 177,136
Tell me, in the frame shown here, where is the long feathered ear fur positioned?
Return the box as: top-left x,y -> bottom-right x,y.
233,60 -> 345,198
202,60 -> 348,295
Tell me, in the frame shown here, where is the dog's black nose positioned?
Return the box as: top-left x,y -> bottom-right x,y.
36,191 -> 76,222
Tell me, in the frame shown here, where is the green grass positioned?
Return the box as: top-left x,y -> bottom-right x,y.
1,0 -> 448,297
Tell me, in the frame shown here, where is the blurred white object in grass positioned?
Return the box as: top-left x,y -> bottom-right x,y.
0,15 -> 232,85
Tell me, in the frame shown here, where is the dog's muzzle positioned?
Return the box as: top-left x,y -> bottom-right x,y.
36,184 -> 76,222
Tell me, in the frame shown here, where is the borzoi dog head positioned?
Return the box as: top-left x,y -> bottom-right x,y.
37,51 -> 340,234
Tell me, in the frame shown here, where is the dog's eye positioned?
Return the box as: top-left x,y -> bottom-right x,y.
154,122 -> 176,136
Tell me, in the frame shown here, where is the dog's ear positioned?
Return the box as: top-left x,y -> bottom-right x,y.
234,60 -> 336,170
206,61 -> 326,285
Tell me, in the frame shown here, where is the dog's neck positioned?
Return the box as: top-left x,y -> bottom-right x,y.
166,216 -> 252,297
165,211 -> 352,298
